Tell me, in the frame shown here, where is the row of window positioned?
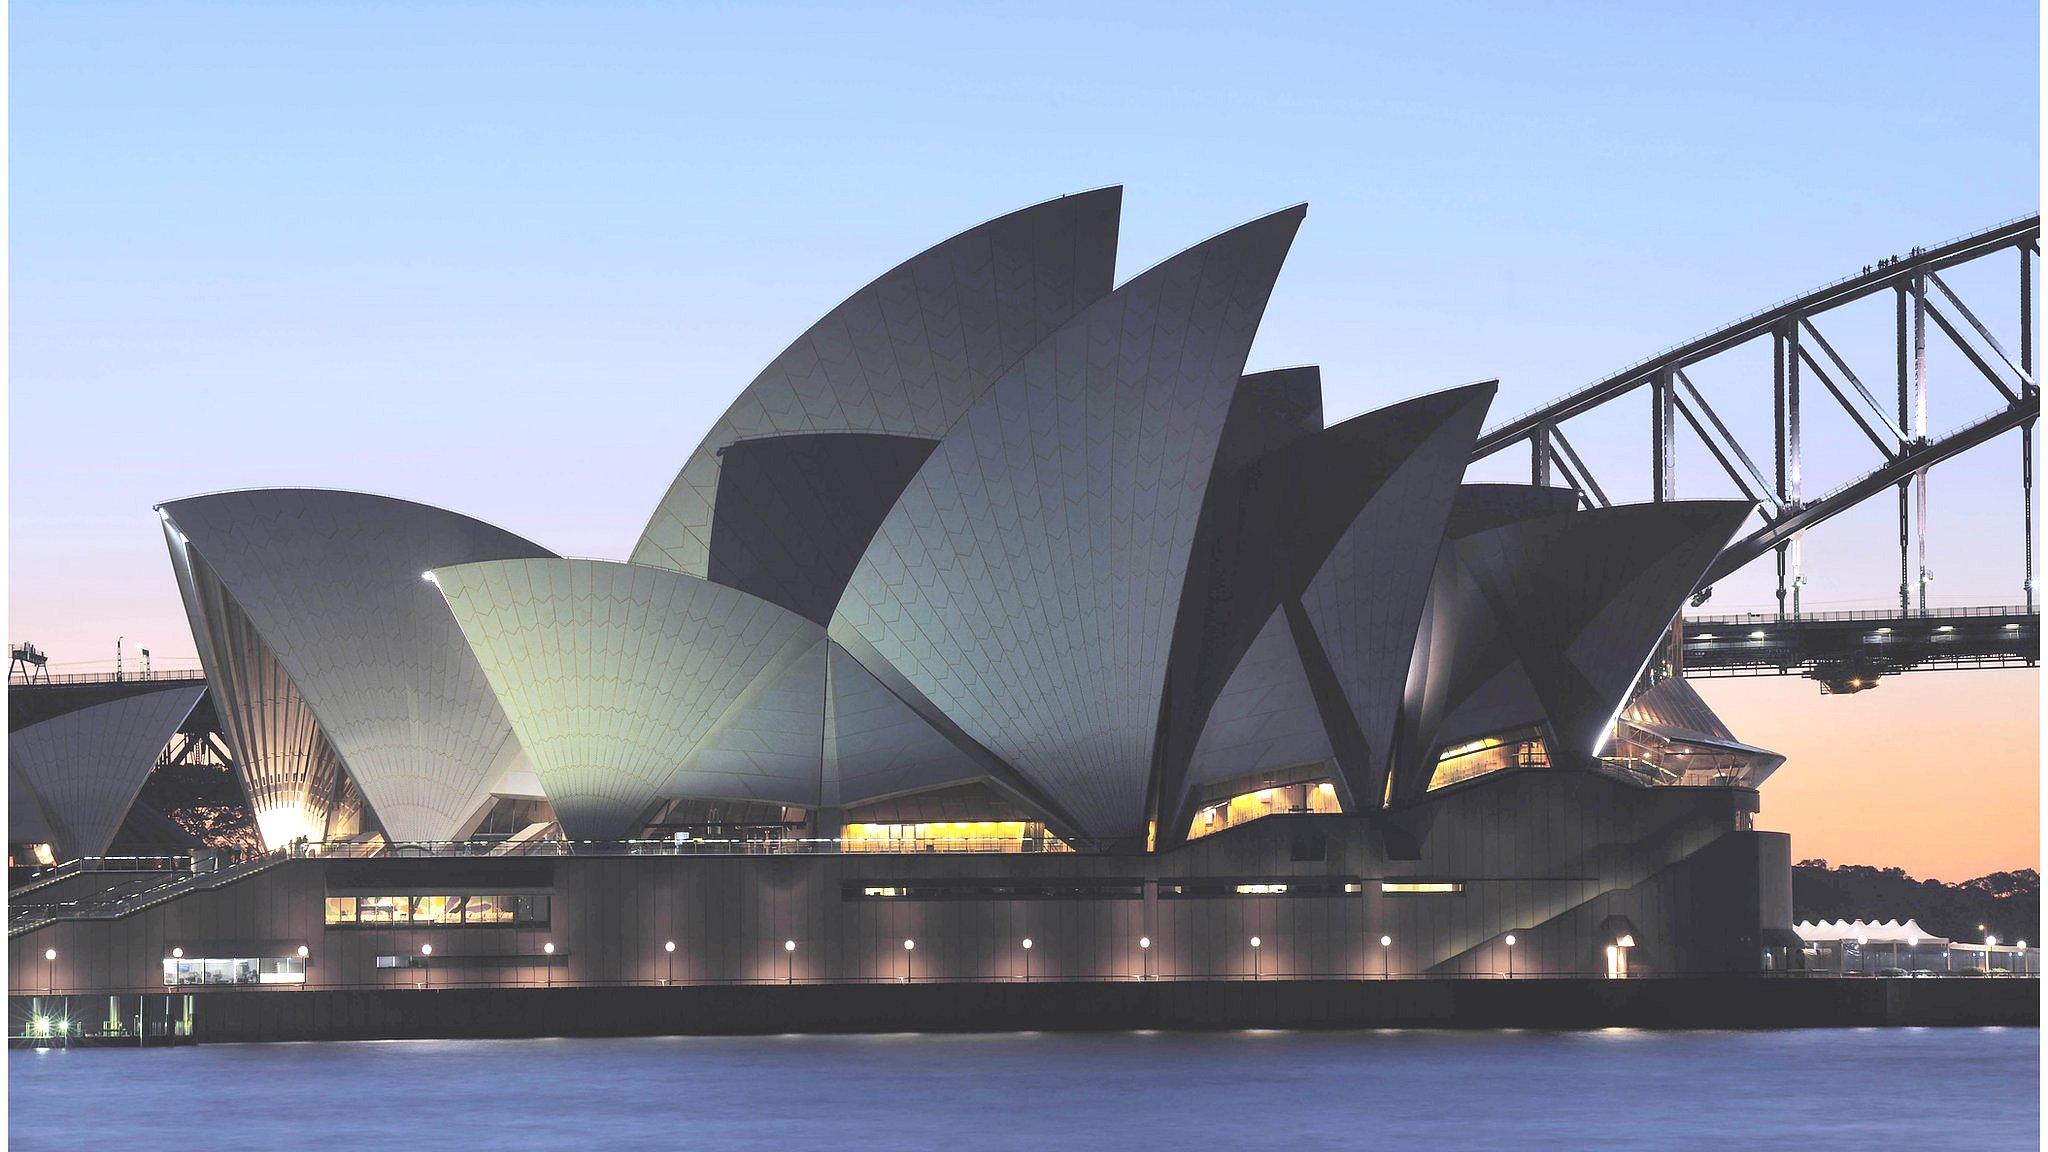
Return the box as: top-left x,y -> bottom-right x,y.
162,957 -> 305,986
1160,879 -> 1364,899
846,879 -> 1465,901
849,881 -> 1145,901
324,894 -> 552,926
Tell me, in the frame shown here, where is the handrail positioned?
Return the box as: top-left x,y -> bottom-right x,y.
7,668 -> 208,688
1688,605 -> 2032,625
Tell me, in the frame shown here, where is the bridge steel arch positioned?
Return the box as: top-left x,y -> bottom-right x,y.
1472,215 -> 2040,621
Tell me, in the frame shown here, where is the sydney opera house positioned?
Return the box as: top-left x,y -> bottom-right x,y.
10,189 -> 1795,1004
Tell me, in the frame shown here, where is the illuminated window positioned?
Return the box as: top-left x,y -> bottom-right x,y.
163,956 -> 304,986
1185,778 -> 1343,841
1428,728 -> 1547,791
327,894 -> 549,927
1380,881 -> 1464,895
411,895 -> 466,925
840,821 -> 1066,853
356,895 -> 409,924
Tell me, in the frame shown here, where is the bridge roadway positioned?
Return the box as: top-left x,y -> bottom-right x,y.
1681,604 -> 2038,691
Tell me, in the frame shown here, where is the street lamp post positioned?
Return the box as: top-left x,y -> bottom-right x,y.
420,943 -> 432,990
298,944 -> 310,989
1021,938 -> 1033,982
784,939 -> 796,984
1504,934 -> 1517,978
1250,936 -> 1262,981
903,939 -> 915,984
1380,935 -> 1392,980
543,941 -> 555,987
664,940 -> 675,986
2019,940 -> 2030,976
1139,936 -> 1151,981
1985,934 -> 1997,974
44,948 -> 56,995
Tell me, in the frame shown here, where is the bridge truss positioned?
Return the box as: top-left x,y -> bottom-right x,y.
1471,215 -> 2040,688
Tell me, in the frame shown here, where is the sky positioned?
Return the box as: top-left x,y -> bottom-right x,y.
9,1 -> 2039,879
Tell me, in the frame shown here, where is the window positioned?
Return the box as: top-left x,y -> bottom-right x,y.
841,880 -> 1143,901
411,896 -> 466,925
1380,881 -> 1464,895
1160,878 -> 1363,899
356,895 -> 409,924
1428,728 -> 1547,791
163,956 -> 304,986
326,893 -> 550,927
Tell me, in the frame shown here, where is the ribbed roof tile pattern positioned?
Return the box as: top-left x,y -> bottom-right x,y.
432,558 -> 825,839
1184,607 -> 1334,791
633,188 -> 1123,576
834,206 -> 1305,839
161,489 -> 556,844
8,683 -> 204,858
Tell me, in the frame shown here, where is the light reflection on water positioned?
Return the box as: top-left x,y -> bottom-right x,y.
10,1028 -> 2039,1150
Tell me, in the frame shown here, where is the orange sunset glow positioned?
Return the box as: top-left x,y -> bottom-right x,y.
1700,671 -> 2039,881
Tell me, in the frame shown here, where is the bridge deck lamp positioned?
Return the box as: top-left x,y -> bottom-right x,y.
1021,937 -> 1034,981
1250,936 -> 1262,980
1139,935 -> 1151,980
784,939 -> 796,984
420,943 -> 432,989
1380,935 -> 1392,980
543,941 -> 556,987
1504,934 -> 1517,978
664,940 -> 676,986
43,948 -> 56,994
903,939 -> 915,983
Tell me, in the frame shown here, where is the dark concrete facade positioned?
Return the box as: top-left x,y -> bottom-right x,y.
10,770 -> 1787,997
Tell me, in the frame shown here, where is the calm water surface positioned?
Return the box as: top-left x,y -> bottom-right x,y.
11,1028 -> 2038,1150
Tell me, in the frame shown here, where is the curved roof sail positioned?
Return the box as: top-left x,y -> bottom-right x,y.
8,683 -> 205,859
1450,499 -> 1752,764
159,489 -> 557,845
632,187 -> 1123,577
834,206 -> 1306,841
431,558 -> 827,839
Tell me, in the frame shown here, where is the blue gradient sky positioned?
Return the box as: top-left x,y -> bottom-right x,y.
11,2 -> 2039,875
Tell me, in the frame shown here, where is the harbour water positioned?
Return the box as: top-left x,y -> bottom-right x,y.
10,1027 -> 2039,1149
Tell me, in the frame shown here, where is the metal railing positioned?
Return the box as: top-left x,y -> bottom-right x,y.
6,668 -> 208,688
1689,604 -> 2033,626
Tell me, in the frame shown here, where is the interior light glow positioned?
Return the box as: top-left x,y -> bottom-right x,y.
2005,622 -> 2022,630
1936,625 -> 1954,633
1876,627 -> 1892,634
1381,881 -> 1463,894
1747,630 -> 1767,639
1693,632 -> 1716,639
